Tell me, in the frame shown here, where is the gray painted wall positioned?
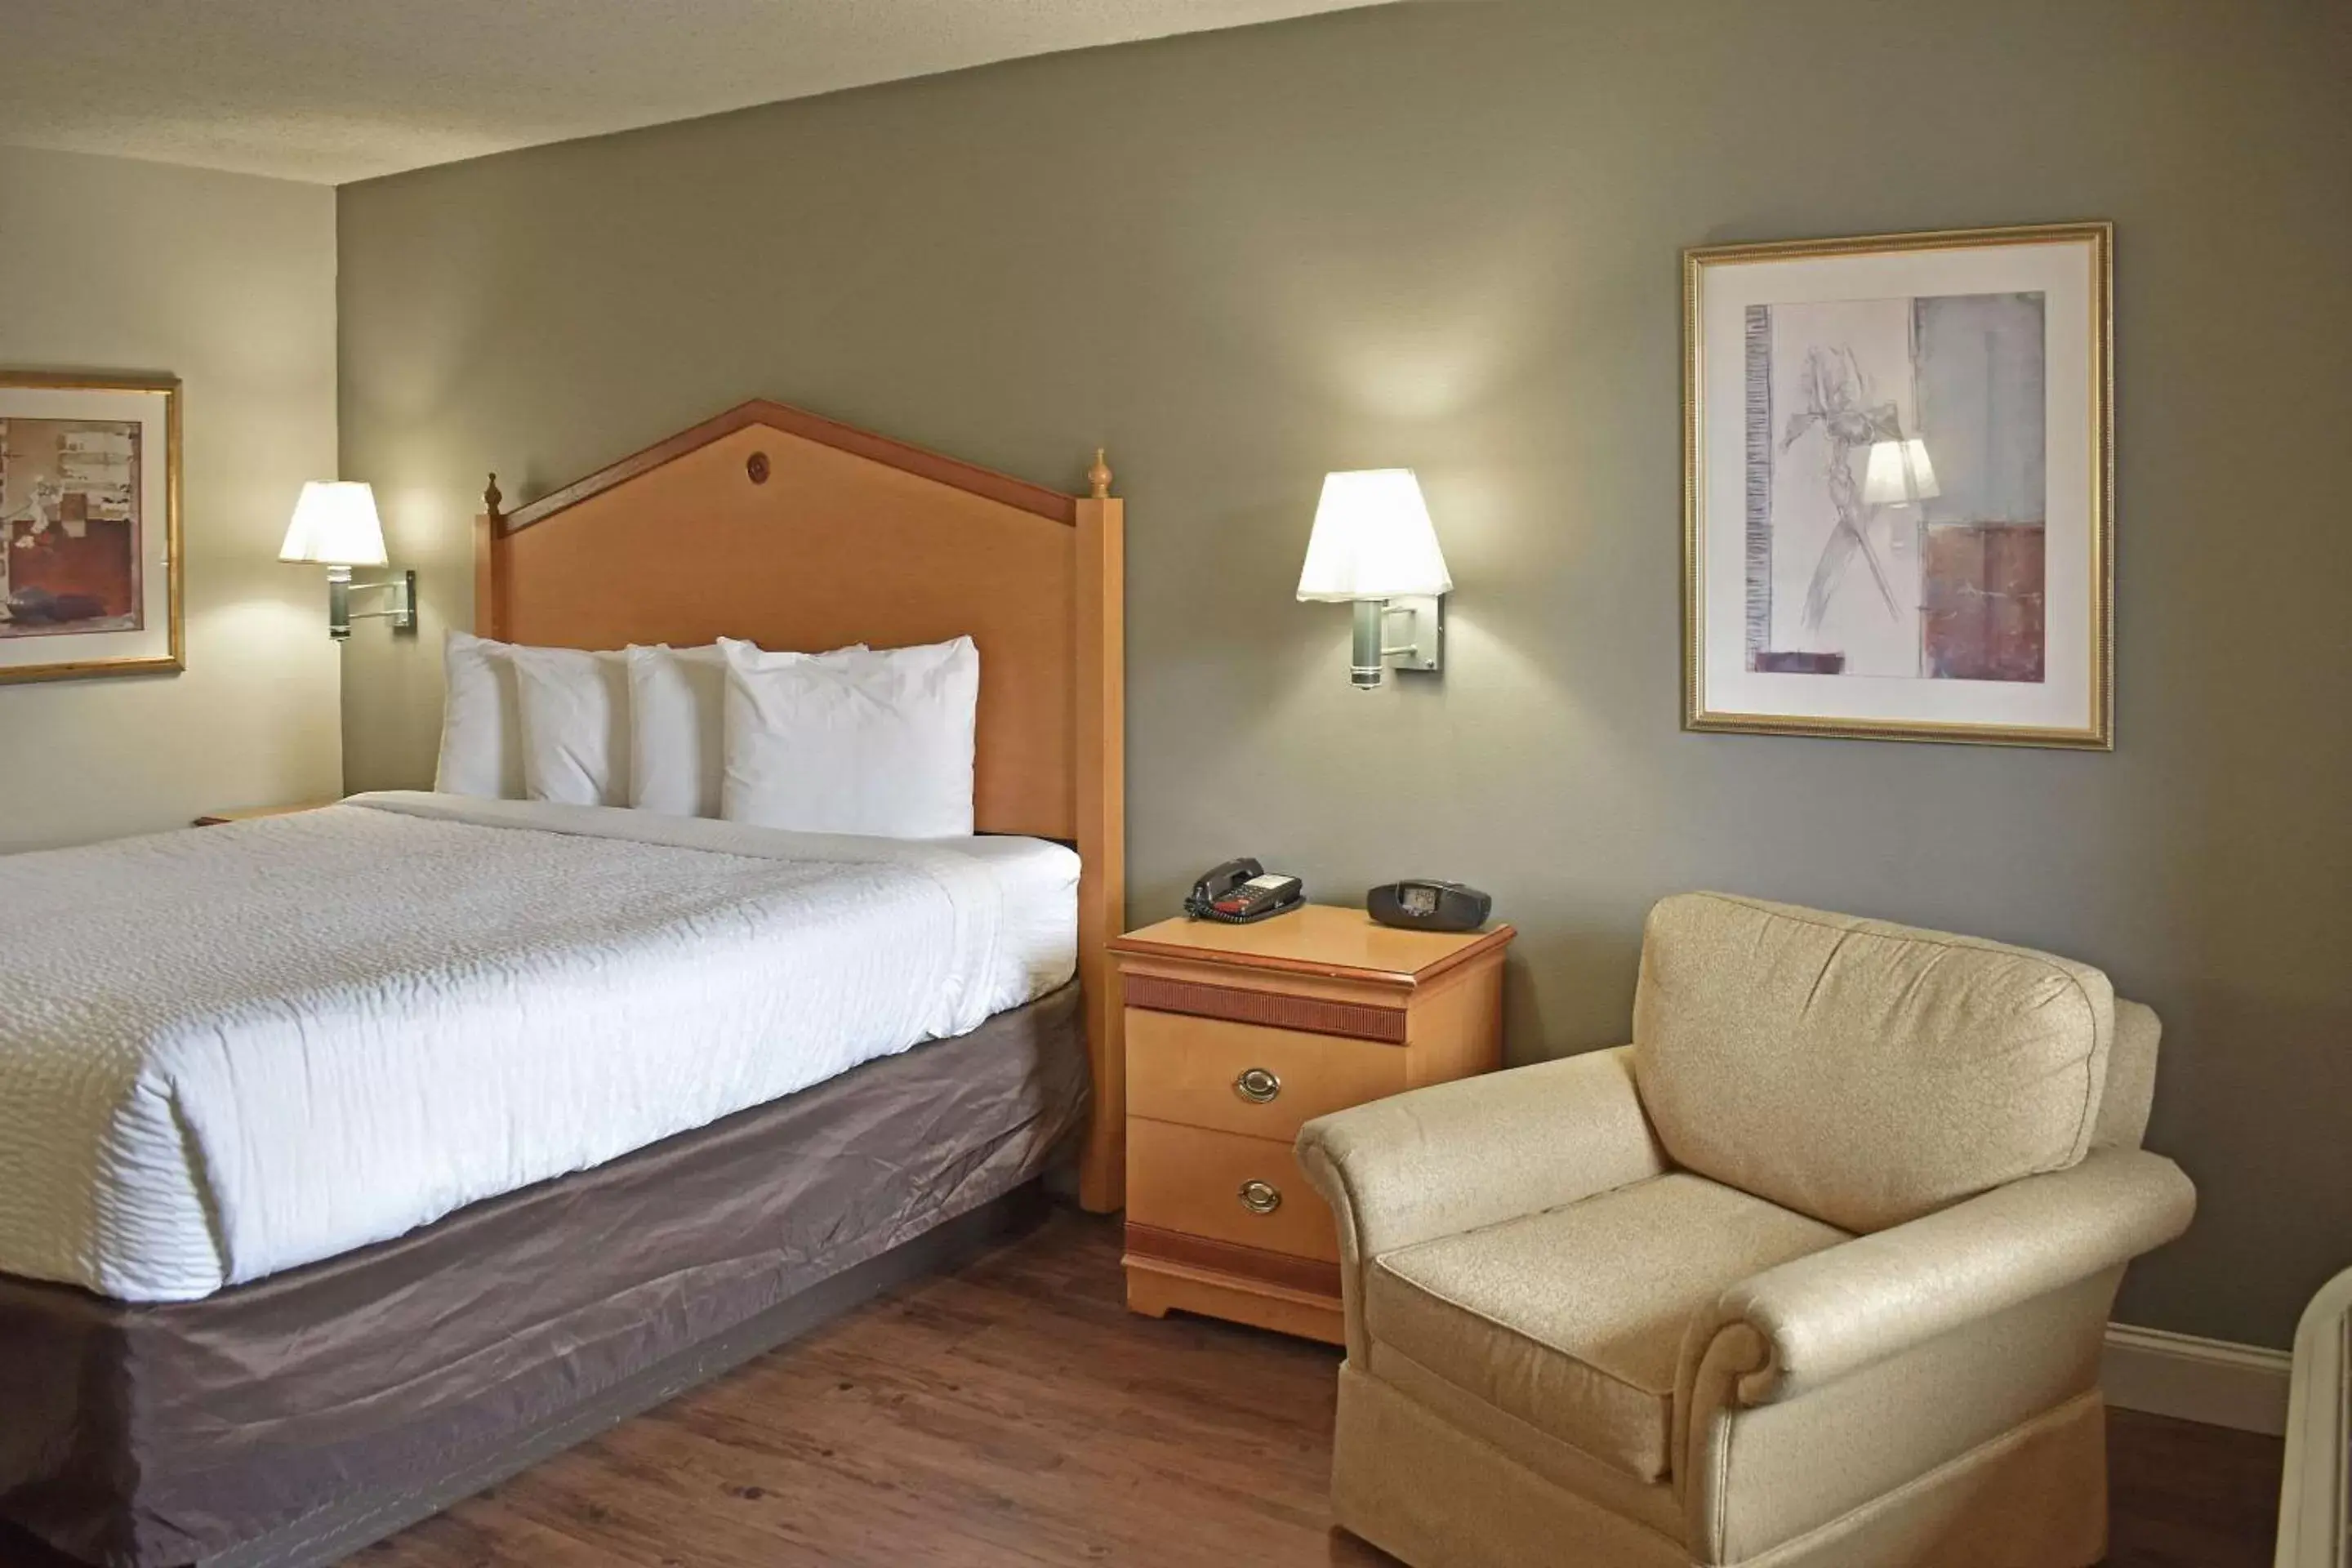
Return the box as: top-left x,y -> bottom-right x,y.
1,146 -> 341,852
337,0 -> 2352,1348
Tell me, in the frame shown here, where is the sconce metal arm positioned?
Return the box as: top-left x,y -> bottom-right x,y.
327,567 -> 418,639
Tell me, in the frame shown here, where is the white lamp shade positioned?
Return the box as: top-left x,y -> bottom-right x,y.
1862,439 -> 1941,506
279,481 -> 387,566
1295,469 -> 1453,602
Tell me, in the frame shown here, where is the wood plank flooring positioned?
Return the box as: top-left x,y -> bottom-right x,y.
369,1208 -> 2285,1568
2,1208 -> 2288,1567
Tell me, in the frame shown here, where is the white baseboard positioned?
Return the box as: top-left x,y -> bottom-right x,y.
2102,1321 -> 2293,1436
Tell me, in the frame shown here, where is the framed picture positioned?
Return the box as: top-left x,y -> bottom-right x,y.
0,372 -> 181,684
1682,223 -> 2112,747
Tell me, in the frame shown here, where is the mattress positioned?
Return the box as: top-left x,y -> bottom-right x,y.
0,791 -> 1079,1303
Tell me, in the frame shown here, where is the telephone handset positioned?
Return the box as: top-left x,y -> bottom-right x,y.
1185,858 -> 1306,924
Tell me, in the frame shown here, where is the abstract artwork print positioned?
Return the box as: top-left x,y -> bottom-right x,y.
0,374 -> 180,684
1685,225 -> 2109,747
1744,292 -> 2046,684
0,417 -> 145,638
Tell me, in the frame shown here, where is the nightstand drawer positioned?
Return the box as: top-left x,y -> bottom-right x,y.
1112,906 -> 1513,1343
1126,1009 -> 1405,1141
1125,1118 -> 1339,1263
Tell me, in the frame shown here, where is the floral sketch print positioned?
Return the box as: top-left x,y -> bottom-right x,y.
1780,345 -> 1904,632
1744,292 -> 2047,684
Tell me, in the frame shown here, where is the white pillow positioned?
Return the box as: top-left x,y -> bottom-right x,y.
625,644 -> 728,818
719,635 -> 980,838
510,645 -> 630,807
628,642 -> 870,818
434,630 -> 523,799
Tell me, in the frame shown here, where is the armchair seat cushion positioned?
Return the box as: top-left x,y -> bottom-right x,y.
1365,1171 -> 1847,1484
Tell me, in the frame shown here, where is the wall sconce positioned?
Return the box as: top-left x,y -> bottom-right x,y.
1295,468 -> 1452,689
278,481 -> 414,639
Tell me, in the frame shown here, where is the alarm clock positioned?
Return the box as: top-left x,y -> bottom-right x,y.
1367,880 -> 1493,933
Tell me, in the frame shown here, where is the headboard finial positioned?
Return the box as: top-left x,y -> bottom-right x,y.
1087,448 -> 1113,500
483,471 -> 503,522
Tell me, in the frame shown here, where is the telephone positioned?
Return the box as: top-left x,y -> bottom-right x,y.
1185,858 -> 1306,924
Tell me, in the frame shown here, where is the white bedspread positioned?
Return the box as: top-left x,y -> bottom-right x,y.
0,793 -> 1078,1303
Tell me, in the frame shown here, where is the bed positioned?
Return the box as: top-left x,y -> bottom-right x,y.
0,400 -> 1129,1568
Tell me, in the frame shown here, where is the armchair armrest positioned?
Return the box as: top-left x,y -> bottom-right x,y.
1695,1145 -> 2196,1408
1297,1047 -> 1668,1358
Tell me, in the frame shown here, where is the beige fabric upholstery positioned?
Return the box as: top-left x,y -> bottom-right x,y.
1300,1045 -> 1666,1361
1296,894 -> 2197,1568
1683,1271 -> 2118,1560
1368,1174 -> 1846,1481
1679,1146 -> 2194,1410
1632,893 -> 2114,1232
1368,1343 -> 1690,1541
2094,999 -> 2160,1148
1333,1361 -> 2109,1568
1735,1391 -> 2111,1568
1334,1362 -> 1689,1568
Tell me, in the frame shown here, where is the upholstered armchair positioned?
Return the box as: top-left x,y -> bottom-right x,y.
1296,893 -> 2195,1568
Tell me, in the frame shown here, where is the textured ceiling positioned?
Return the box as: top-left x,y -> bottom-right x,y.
0,0 -> 1392,185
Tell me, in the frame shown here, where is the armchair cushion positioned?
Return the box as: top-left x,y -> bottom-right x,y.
1633,893 -> 2114,1232
1298,1047 -> 1668,1361
1365,1171 -> 1846,1484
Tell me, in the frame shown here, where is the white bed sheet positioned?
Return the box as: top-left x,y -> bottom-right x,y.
0,793 -> 1078,1303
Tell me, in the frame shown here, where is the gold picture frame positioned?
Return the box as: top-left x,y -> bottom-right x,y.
0,370 -> 184,684
1682,223 -> 2113,748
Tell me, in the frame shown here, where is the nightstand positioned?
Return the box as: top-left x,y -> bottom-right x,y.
192,802 -> 338,826
1111,904 -> 1514,1343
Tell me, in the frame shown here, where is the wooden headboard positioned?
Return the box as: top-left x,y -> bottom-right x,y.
474,399 -> 1128,1211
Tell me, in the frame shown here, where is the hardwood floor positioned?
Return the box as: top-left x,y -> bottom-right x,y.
2108,1397 -> 2287,1568
2,1208 -> 2287,1567
368,1208 -> 2284,1568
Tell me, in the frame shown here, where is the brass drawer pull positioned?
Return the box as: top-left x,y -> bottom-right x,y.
1238,1179 -> 1283,1216
1233,1067 -> 1282,1104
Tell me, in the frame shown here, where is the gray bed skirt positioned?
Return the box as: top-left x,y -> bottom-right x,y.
0,981 -> 1089,1568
